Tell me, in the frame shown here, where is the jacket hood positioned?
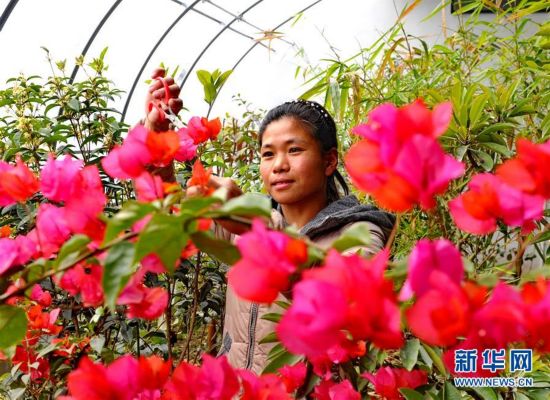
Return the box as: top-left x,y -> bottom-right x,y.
273,195 -> 396,244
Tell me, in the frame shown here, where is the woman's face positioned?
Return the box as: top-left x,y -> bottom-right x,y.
259,117 -> 336,207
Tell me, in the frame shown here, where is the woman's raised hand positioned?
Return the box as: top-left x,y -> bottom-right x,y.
144,68 -> 183,132
187,175 -> 243,200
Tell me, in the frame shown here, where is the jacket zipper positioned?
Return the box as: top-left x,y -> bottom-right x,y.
245,302 -> 259,369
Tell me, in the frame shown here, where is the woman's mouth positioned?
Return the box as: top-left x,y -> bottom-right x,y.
272,180 -> 294,190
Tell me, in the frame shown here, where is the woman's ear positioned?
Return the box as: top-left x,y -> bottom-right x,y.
324,148 -> 338,176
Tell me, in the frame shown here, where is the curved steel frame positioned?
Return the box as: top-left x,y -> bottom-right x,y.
177,0 -> 266,89
69,0 -> 123,83
207,0 -> 324,115
0,0 -> 19,32
120,0 -> 202,123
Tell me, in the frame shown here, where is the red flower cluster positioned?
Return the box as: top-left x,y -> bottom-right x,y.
345,100 -> 464,211
62,354 -> 308,400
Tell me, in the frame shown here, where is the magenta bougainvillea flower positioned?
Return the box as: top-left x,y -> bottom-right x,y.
497,138 -> 550,199
0,156 -> 39,206
182,116 -> 222,145
102,125 -> 152,180
311,379 -> 361,400
40,154 -> 83,203
228,219 -> 307,303
134,171 -> 165,201
363,367 -> 428,400
35,203 -> 71,258
449,173 -> 544,235
400,238 -> 464,301
345,100 -> 464,211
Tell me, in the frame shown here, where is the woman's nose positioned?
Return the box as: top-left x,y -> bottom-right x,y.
272,153 -> 290,172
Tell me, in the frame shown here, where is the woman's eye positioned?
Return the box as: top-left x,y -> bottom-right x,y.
289,147 -> 302,153
261,151 -> 273,158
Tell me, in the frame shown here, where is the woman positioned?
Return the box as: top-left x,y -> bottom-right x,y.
144,70 -> 395,374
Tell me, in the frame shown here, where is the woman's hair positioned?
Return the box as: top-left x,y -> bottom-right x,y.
258,99 -> 349,204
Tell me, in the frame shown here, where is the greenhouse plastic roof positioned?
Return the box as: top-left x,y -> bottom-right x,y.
2,0 -> 543,123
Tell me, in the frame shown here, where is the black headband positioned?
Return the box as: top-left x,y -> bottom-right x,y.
287,99 -> 333,126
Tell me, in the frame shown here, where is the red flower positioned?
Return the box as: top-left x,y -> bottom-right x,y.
238,369 -> 291,400
35,203 -> 71,258
363,367 -> 428,400
497,138 -> 550,198
522,278 -> 550,353
26,305 -> 62,336
146,130 -> 180,167
449,173 -> 544,235
135,172 -> 165,201
277,362 -> 307,393
0,156 -> 39,206
59,261 -> 104,307
186,159 -> 214,196
0,225 -> 12,238
163,355 -> 239,400
12,345 -> 50,382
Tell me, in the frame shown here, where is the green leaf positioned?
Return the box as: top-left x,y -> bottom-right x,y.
258,331 -> 279,345
331,222 -> 372,252
216,193 -> 271,218
473,150 -> 494,171
262,346 -> 302,374
134,214 -> 188,273
261,312 -> 282,323
55,235 -> 91,271
103,201 -> 156,244
480,142 -> 512,157
471,387 -> 497,400
190,231 -> 241,265
401,338 -> 421,371
444,381 -> 461,400
400,388 -> 426,400
103,241 -> 136,310
0,305 -> 27,350
68,98 -> 80,112
423,344 -> 447,377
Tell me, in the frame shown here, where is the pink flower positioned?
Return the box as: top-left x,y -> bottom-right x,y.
59,261 -> 104,307
174,129 -> 198,162
134,172 -> 165,202
277,279 -> 348,359
101,125 -> 152,179
305,250 -> 403,349
0,235 -> 37,276
35,203 -> 71,258
228,219 -> 307,303
345,100 -> 463,211
400,238 -> 463,301
64,165 -> 107,242
470,283 -> 527,349
183,116 -> 222,145
30,284 -> 52,307
0,156 -> 39,205
40,154 -> 83,202
449,173 -> 544,235
312,380 -> 361,400
363,367 -> 428,400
